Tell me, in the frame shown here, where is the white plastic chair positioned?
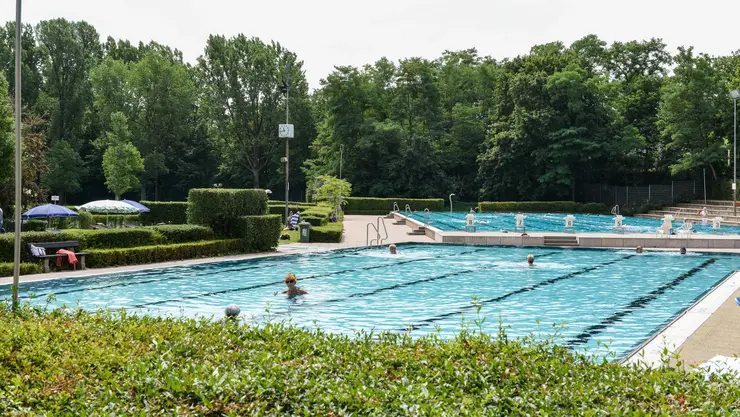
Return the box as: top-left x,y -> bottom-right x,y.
676,221 -> 693,239
514,214 -> 526,232
465,213 -> 476,232
712,217 -> 723,229
564,215 -> 576,233
657,215 -> 673,238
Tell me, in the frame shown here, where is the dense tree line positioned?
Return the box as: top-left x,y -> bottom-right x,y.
0,19 -> 739,207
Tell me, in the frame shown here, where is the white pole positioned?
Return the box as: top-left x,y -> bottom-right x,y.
12,0 -> 22,312
339,144 -> 343,180
734,98 -> 737,216
284,73 -> 289,225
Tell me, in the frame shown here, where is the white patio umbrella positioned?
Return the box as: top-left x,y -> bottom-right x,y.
77,200 -> 140,214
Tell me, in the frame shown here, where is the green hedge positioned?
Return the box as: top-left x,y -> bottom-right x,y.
227,215 -> 281,252
343,198 -> 445,214
72,229 -> 159,250
24,220 -> 46,232
188,189 -> 268,234
149,225 -> 215,244
78,212 -> 94,229
86,240 -> 245,268
269,200 -> 316,206
91,214 -> 141,228
310,221 -> 343,243
478,201 -> 610,214
140,201 -> 188,225
0,262 -> 41,277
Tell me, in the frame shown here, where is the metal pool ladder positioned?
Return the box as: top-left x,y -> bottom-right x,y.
366,216 -> 389,246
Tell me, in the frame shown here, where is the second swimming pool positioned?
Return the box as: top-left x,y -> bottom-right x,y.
4,244 -> 737,360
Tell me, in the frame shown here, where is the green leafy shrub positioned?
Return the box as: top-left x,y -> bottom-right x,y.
23,220 -> 47,232
77,211 -> 94,229
269,200 -> 316,206
140,201 -> 188,225
478,201 -> 610,214
86,239 -> 245,268
0,262 -> 41,277
227,215 -> 281,252
188,189 -> 268,234
1,309 -> 738,415
344,197 -> 444,214
310,221 -> 343,243
149,225 -> 215,244
302,215 -> 326,227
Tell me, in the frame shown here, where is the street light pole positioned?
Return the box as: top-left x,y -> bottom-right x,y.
339,144 -> 344,180
12,0 -> 22,312
283,63 -> 291,226
731,90 -> 740,216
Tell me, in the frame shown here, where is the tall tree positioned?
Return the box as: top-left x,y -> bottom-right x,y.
41,140 -> 86,204
198,35 -> 309,189
36,18 -> 101,147
0,72 -> 13,185
0,22 -> 45,108
101,112 -> 144,199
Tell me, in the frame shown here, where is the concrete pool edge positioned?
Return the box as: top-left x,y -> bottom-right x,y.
393,213 -> 740,250
622,270 -> 740,367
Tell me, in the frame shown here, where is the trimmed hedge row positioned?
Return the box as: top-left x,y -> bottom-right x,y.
227,215 -> 282,252
310,221 -> 343,243
478,201 -> 610,214
0,262 -> 41,277
269,200 -> 316,206
0,225 -> 215,263
188,189 -> 268,234
90,214 -> 141,228
140,201 -> 188,225
86,240 -> 245,268
343,198 -> 445,214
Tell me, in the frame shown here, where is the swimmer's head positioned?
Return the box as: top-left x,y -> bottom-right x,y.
527,254 -> 534,265
389,244 -> 397,254
285,273 -> 297,285
635,246 -> 643,254
680,247 -> 687,255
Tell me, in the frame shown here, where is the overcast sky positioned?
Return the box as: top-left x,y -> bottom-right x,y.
2,0 -> 739,89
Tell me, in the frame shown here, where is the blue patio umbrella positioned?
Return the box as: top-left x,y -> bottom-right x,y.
22,204 -> 79,219
121,199 -> 150,213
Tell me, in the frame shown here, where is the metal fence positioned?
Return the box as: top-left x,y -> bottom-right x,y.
576,181 -> 704,207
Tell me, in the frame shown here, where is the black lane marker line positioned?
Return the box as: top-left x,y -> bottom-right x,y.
133,248 -> 489,308
566,257 -> 718,347
403,254 -> 636,332
269,251 -> 561,318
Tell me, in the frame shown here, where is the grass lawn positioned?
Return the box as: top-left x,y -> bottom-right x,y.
278,229 -> 300,244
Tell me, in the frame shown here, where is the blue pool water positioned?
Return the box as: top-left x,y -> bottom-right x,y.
3,244 -> 738,360
408,211 -> 740,234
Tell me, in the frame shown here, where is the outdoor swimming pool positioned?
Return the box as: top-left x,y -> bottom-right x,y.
407,211 -> 740,234
4,244 -> 738,360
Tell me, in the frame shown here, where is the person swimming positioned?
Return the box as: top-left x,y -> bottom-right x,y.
527,254 -> 534,266
279,273 -> 308,296
389,244 -> 398,254
635,246 -> 643,254
680,247 -> 687,255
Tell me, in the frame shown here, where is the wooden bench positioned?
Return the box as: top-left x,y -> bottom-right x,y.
29,241 -> 88,273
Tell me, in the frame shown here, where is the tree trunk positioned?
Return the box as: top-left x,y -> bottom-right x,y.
252,168 -> 260,189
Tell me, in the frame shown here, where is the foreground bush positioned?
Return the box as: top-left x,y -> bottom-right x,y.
478,201 -> 609,214
0,308 -> 737,415
344,197 -> 445,214
0,262 -> 41,277
86,239 -> 244,268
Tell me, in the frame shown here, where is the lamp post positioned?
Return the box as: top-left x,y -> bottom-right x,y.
12,0 -> 22,312
279,62 -> 293,226
731,90 -> 740,216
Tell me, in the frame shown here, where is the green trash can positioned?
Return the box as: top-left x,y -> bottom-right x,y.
299,221 -> 311,243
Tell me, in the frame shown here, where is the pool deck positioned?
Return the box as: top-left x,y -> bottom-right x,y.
3,213 -> 739,370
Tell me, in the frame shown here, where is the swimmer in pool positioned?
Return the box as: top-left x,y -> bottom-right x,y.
278,273 -> 308,296
680,247 -> 687,255
527,254 -> 534,266
635,246 -> 643,254
389,244 -> 398,254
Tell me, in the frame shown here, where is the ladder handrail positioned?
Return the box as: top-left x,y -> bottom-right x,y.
404,204 -> 411,214
366,222 -> 379,246
376,216 -> 388,246
611,205 -> 619,216
423,208 -> 433,227
393,202 -> 400,213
